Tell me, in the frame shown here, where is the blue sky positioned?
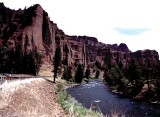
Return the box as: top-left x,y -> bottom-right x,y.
114,28 -> 150,35
0,0 -> 160,54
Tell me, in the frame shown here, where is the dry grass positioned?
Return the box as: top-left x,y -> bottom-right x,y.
0,78 -> 64,117
38,64 -> 53,76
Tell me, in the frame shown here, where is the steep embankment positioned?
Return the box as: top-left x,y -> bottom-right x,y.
0,78 -> 64,117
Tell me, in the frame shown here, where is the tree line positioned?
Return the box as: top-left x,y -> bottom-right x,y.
0,43 -> 101,82
103,58 -> 160,101
0,46 -> 42,75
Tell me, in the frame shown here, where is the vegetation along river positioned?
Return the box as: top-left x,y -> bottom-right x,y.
67,80 -> 160,117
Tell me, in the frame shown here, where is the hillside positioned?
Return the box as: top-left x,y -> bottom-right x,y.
0,78 -> 64,117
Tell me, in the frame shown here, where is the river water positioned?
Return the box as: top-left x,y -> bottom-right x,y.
67,80 -> 160,117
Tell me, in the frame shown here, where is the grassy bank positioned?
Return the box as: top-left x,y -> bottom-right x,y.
55,83 -> 104,117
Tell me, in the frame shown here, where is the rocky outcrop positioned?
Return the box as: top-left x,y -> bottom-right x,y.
0,3 -> 159,74
65,35 -> 131,68
0,3 -> 59,63
130,49 -> 159,67
65,36 -> 86,67
118,43 -> 130,53
66,35 -> 159,69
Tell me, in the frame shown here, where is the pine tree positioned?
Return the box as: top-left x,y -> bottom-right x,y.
95,61 -> 101,70
63,44 -> 69,66
142,64 -> 151,91
75,64 -> 83,83
32,49 -> 42,75
53,46 -> 61,83
85,66 -> 90,79
62,66 -> 72,81
95,69 -> 100,79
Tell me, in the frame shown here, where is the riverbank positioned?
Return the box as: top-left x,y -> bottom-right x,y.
55,83 -> 104,117
67,80 -> 160,116
105,80 -> 160,105
55,78 -> 126,117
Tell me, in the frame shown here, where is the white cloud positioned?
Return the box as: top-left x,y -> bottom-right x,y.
0,0 -> 160,55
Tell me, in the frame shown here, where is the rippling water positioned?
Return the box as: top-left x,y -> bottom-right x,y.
67,80 -> 160,117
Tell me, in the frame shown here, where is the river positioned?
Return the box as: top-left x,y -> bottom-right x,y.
67,80 -> 160,117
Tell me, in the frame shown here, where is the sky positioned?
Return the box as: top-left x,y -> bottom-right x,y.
1,0 -> 160,54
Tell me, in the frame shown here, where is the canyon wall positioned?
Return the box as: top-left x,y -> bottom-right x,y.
0,3 -> 159,74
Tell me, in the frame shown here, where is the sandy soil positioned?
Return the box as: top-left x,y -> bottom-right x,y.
0,78 -> 65,117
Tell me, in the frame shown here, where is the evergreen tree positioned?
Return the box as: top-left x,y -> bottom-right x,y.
127,59 -> 143,96
155,61 -> 160,98
85,66 -> 90,79
95,61 -> 101,70
142,64 -> 151,90
0,46 -> 9,72
104,65 -> 109,81
63,44 -> 69,66
32,49 -> 42,75
118,61 -> 123,69
127,59 -> 140,83
62,66 -> 72,81
104,51 -> 111,69
53,46 -> 61,83
0,46 -> 42,75
95,69 -> 100,79
75,64 -> 83,83
14,49 -> 22,73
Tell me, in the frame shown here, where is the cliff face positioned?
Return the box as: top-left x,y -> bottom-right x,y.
0,3 -> 58,63
0,3 -> 159,73
65,35 -> 159,69
130,50 -> 159,67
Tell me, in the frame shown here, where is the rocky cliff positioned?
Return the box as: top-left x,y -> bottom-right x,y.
0,3 -> 58,63
0,3 -> 159,74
